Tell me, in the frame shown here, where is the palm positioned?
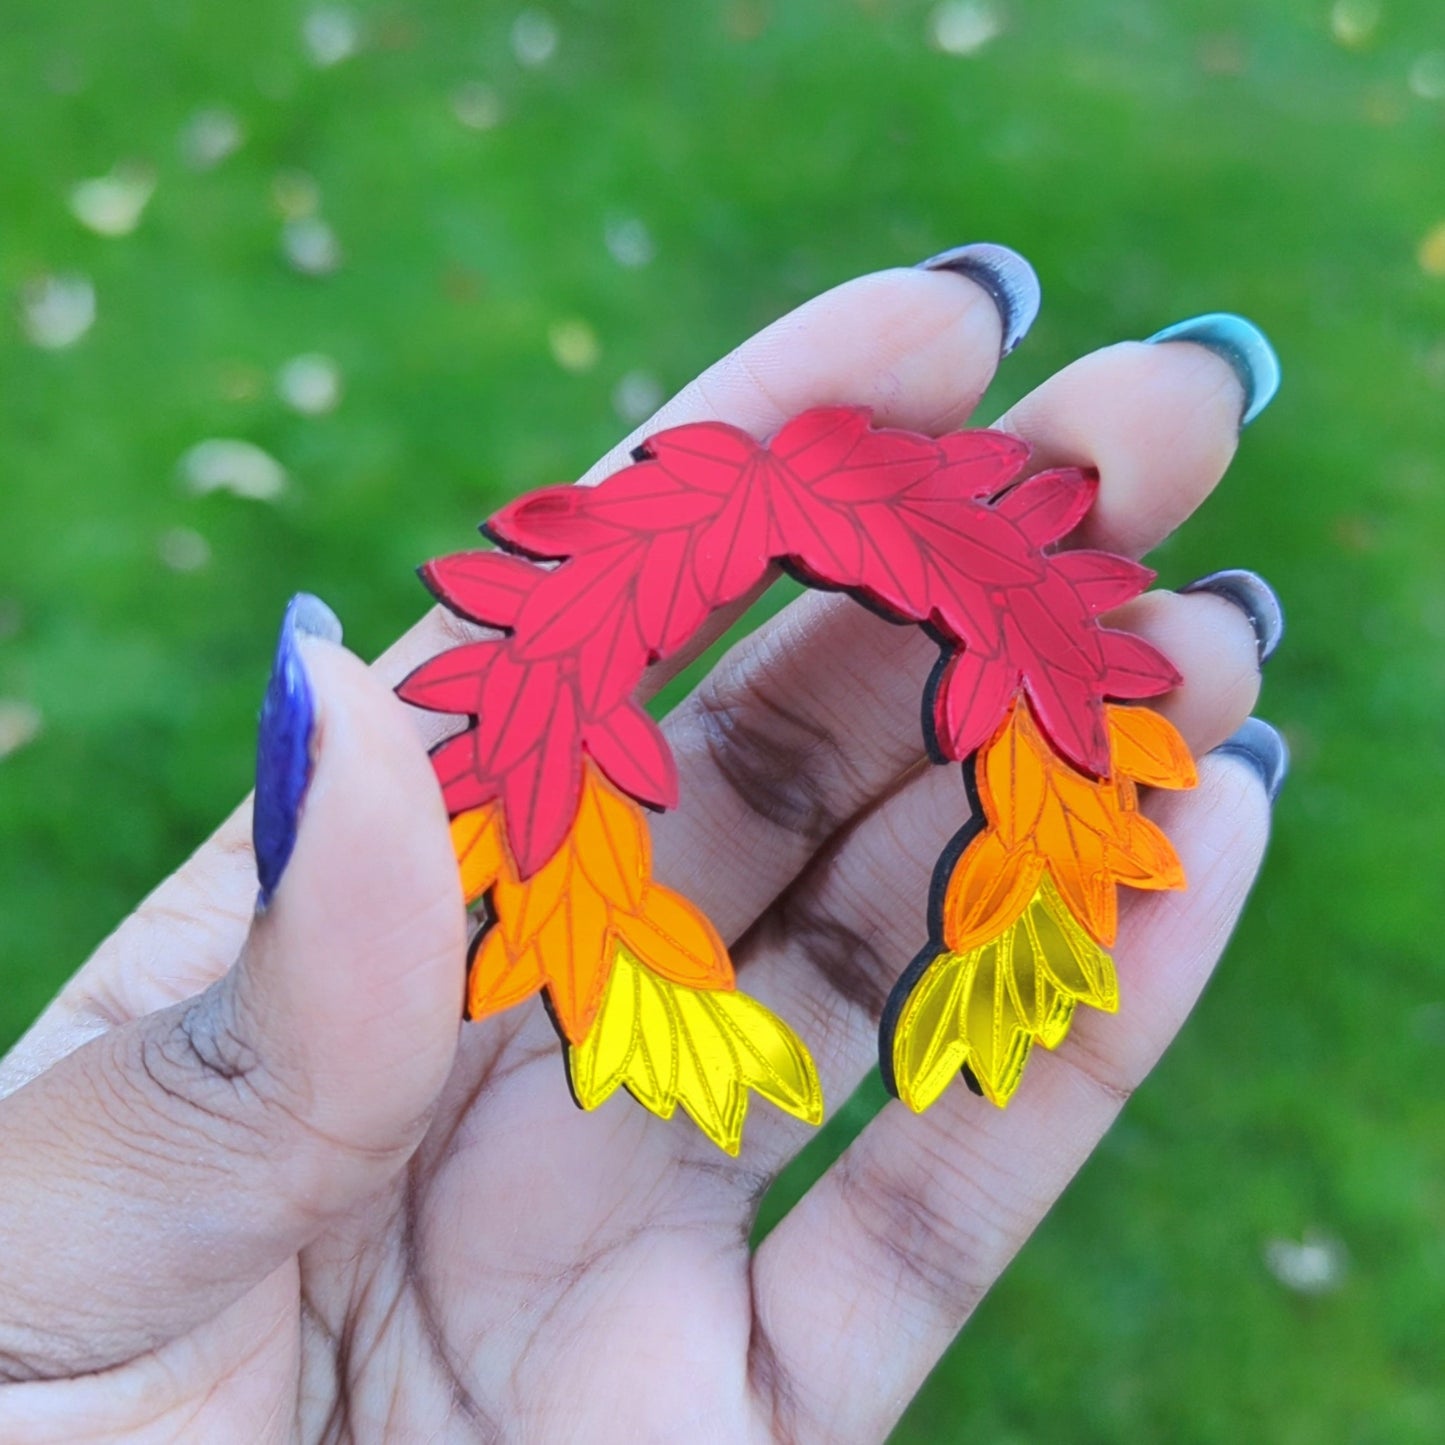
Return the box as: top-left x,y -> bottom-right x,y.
89,1012 -> 781,1441
307,1018 -> 770,1437
1,267 -> 1279,1445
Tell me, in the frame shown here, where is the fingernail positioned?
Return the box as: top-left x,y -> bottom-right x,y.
254,593 -> 343,908
1144,313 -> 1281,426
918,242 -> 1041,358
1210,717 -> 1289,803
1180,568 -> 1284,665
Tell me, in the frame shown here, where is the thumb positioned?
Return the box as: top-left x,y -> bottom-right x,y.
0,595 -> 465,1381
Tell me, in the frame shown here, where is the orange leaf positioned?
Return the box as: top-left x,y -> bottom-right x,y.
982,708 -> 1047,848
452,808 -> 505,905
572,768 -> 649,909
467,932 -> 545,1019
1111,813 -> 1187,891
615,884 -> 734,991
499,830 -> 570,948
942,830 -> 1043,954
534,869 -> 613,1042
1107,704 -> 1198,789
456,763 -> 736,1038
963,701 -> 1192,948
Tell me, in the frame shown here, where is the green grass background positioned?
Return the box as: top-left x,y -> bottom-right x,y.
2,0 -> 1442,1439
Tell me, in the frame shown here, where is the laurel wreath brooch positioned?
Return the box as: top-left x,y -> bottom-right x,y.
399,406 -> 1197,1154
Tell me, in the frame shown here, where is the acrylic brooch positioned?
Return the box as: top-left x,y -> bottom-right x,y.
400,407 -> 1197,1154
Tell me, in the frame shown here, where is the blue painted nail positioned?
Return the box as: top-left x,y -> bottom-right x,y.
1180,568 -> 1285,665
254,593 -> 343,908
918,242 -> 1041,358
1145,313 -> 1281,426
1210,717 -> 1289,803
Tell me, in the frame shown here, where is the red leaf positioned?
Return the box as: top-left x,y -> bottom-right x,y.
501,685 -> 584,877
431,732 -> 499,816
1004,585 -> 1101,681
905,503 -> 1044,588
1098,628 -> 1182,699
691,471 -> 771,605
396,641 -> 500,714
513,544 -> 640,660
1022,667 -> 1110,778
420,551 -> 542,629
641,421 -> 761,495
769,406 -> 873,479
809,435 -> 942,502
571,463 -> 722,531
476,654 -> 562,775
766,467 -> 863,583
772,406 -> 940,504
1048,551 -> 1156,615
932,648 -> 1015,760
490,487 -> 627,558
850,504 -> 931,621
584,701 -> 679,810
635,530 -> 708,654
575,601 -> 648,718
928,553 -> 1002,650
927,429 -> 1032,500
993,468 -> 1098,547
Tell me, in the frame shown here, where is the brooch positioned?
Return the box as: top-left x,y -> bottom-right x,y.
400,407 -> 1196,1153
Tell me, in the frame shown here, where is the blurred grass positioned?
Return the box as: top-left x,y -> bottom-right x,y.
1,0 -> 1443,1439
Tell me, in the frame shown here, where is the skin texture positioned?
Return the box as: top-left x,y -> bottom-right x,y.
0,267 -> 1272,1444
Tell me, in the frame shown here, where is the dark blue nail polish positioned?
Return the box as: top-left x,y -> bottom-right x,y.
254,593 -> 343,908
918,242 -> 1041,358
1144,313 -> 1281,426
1180,568 -> 1285,665
1210,717 -> 1289,803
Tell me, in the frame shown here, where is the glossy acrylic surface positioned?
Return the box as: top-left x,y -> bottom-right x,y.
406,405 -> 1199,1145
883,701 -> 1197,1111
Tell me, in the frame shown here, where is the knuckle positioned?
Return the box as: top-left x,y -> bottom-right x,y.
834,1141 -> 997,1322
1054,1032 -> 1138,1110
773,889 -> 890,1021
123,984 -> 298,1155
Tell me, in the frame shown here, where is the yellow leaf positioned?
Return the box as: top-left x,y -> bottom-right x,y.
890,877 -> 1116,1111
676,986 -> 824,1137
567,947 -> 823,1155
570,947 -> 680,1116
888,949 -> 974,1113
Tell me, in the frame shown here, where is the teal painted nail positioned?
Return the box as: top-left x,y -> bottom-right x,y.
1145,313 -> 1281,426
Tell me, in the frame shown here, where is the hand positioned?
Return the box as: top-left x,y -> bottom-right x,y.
0,252 -> 1284,1443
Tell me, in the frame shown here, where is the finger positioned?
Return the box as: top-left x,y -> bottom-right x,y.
995,314 -> 1280,556
6,252 -> 1023,1066
376,254 -> 1023,701
654,578 -> 1264,950
748,745 -> 1279,1441
720,599 -> 1265,1160
0,599 -> 464,1381
650,314 -> 1279,937
1102,587 -> 1263,750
